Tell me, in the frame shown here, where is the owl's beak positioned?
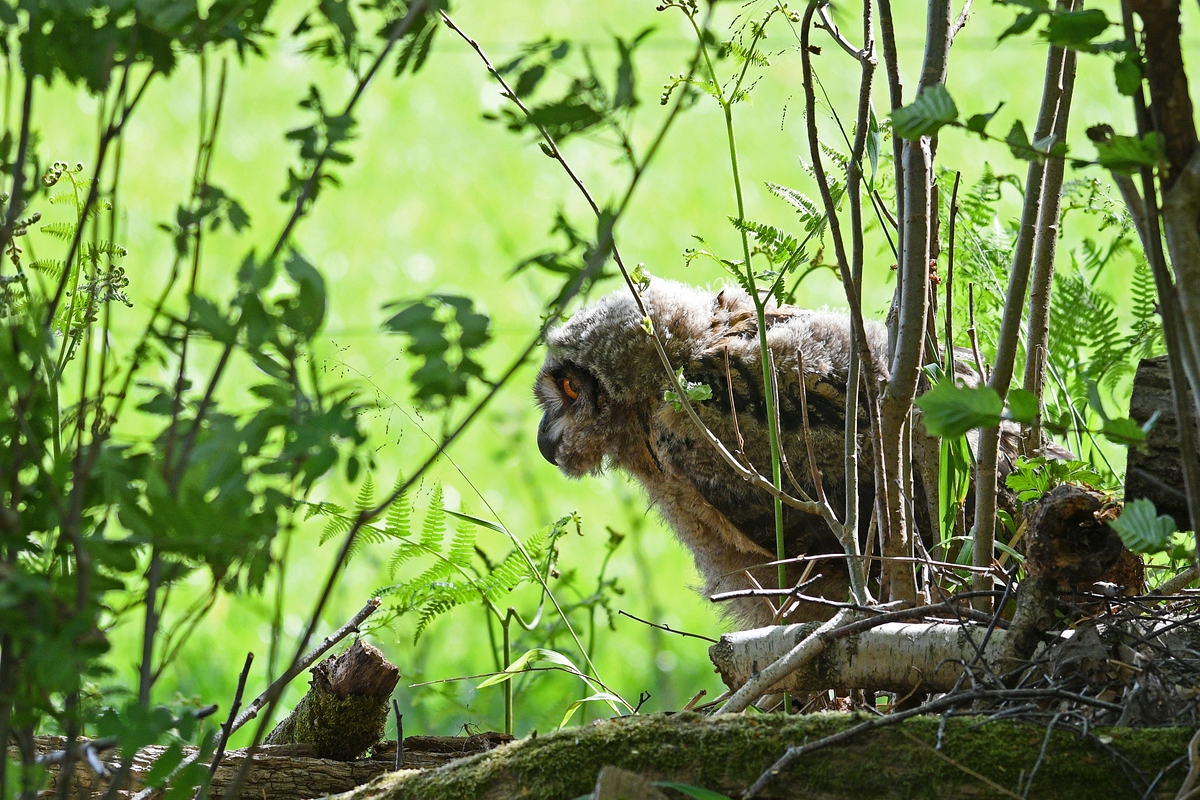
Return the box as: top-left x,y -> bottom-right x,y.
536,413 -> 559,465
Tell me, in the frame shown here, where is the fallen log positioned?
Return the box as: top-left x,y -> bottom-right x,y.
325,712 -> 1194,800
18,733 -> 513,800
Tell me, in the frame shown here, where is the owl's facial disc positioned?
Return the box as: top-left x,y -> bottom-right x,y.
533,360 -> 602,474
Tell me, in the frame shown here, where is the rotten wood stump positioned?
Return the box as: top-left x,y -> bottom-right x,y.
998,484 -> 1142,672
265,639 -> 400,761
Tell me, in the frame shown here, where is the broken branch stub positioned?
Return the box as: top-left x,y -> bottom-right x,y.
265,639 -> 400,761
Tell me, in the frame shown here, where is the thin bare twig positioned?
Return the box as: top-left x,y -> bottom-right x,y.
204,652 -> 254,788
617,610 -> 718,644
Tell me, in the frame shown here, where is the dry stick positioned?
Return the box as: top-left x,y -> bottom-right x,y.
1021,9 -> 1079,454
972,26 -> 1069,610
876,0 -> 906,315
949,0 -> 974,40
842,0 -> 876,603
720,551 -> 996,576
1158,566 -> 1200,596
799,3 -> 889,605
617,610 -> 719,644
966,284 -> 987,382
709,592 -> 1006,629
205,653 -> 254,786
129,599 -> 380,800
741,687 -> 1122,799
945,173 -> 961,379
215,594 -> 385,800
392,702 -> 403,771
784,348 -> 866,601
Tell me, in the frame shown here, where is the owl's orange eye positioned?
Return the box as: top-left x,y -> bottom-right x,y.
560,378 -> 578,400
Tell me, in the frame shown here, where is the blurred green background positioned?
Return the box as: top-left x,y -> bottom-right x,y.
29,0 -> 1198,741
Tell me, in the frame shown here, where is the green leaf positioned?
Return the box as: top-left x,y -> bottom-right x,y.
916,381 -> 1003,437
965,102 -> 1004,135
938,434 -> 972,541
664,367 -> 713,411
559,691 -> 626,729
1114,51 -> 1143,96
445,509 -> 507,536
891,84 -> 959,140
866,107 -> 881,188
1005,120 -> 1034,161
1110,498 -> 1177,554
478,648 -> 585,688
1043,9 -> 1112,50
1005,387 -> 1039,424
1094,132 -> 1162,174
1101,415 -> 1148,446
187,294 -> 237,344
999,10 -> 1043,42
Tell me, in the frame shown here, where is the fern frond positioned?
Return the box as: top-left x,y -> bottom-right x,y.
29,259 -> 66,277
40,222 -> 77,242
447,516 -> 476,569
722,38 -> 770,68
305,500 -> 345,520
385,473 -> 412,538
766,182 -> 828,235
319,512 -> 352,545
356,473 -> 376,515
421,484 -> 446,548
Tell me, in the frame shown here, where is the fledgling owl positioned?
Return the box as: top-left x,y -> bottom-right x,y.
533,278 -> 890,628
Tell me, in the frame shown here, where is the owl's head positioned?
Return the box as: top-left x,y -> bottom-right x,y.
533,278 -> 713,476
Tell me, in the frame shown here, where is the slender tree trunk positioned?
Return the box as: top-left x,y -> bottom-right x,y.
1021,8 -> 1079,452
877,0 -> 952,601
971,26 -> 1070,607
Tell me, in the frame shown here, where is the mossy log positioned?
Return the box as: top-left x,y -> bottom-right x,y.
325,712 -> 1193,800
265,639 -> 400,760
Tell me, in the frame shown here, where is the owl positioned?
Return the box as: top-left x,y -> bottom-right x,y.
534,278 -> 893,628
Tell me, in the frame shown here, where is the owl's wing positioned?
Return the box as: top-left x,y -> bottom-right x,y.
650,294 -> 870,562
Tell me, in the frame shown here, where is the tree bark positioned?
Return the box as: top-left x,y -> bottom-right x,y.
17,733 -> 513,800
1126,355 -> 1199,532
710,620 -> 1008,695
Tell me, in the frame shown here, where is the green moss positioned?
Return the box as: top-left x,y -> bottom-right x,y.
326,713 -> 1196,800
280,692 -> 390,761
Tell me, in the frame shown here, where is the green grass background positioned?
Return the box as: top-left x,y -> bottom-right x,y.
27,0 -> 1199,741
